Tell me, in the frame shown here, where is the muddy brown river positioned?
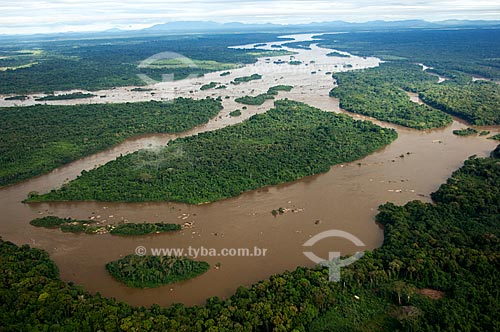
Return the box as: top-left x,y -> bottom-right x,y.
0,33 -> 498,307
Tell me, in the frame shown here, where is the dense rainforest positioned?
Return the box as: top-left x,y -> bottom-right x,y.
318,28 -> 500,128
330,62 -> 453,129
28,100 -> 397,203
0,34 -> 290,94
106,255 -> 210,288
0,97 -> 222,186
419,81 -> 500,125
1,145 -> 499,331
316,28 -> 500,80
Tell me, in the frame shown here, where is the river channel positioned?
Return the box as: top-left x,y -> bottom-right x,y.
0,33 -> 498,307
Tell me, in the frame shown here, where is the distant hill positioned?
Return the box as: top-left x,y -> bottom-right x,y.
143,20 -> 285,32
143,19 -> 500,33
1,20 -> 499,41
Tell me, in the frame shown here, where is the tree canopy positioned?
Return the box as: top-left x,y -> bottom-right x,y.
28,100 -> 397,203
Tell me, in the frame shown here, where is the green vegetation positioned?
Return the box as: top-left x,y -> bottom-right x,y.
267,85 -> 293,93
0,97 -> 222,186
489,134 -> 500,141
215,85 -> 226,89
30,216 -> 81,228
2,145 -> 500,330
28,100 -> 397,203
321,30 -> 500,127
316,28 -> 500,79
34,92 -> 96,101
147,59 -> 238,72
109,223 -> 181,236
326,51 -> 350,58
235,93 -> 274,105
229,109 -> 241,117
480,130 -> 490,136
282,41 -> 313,50
232,73 -> 262,84
289,60 -> 302,65
30,216 -> 103,234
245,50 -> 295,58
0,33 -> 290,94
29,216 -> 181,236
312,147 -> 500,331
105,255 -> 210,288
220,71 -> 231,77
330,62 -> 453,129
131,87 -> 153,92
235,85 -> 294,105
4,95 -> 28,100
271,207 -> 286,216
200,82 -> 218,90
453,128 -> 478,136
419,82 -> 500,125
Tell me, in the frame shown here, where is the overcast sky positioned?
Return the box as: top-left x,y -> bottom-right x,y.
1,0 -> 499,35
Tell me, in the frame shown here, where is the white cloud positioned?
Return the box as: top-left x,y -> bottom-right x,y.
1,0 -> 499,34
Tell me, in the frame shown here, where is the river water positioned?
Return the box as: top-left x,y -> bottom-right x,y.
0,33 -> 498,307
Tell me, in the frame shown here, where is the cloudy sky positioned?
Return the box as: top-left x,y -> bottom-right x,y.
1,0 -> 499,35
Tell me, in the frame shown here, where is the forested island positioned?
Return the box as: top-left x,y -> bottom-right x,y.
330,62 -> 453,129
2,145 -> 499,330
326,51 -> 350,58
229,109 -> 241,117
235,85 -> 293,105
28,100 -> 397,203
110,223 -> 181,236
30,216 -> 103,234
0,97 -> 222,186
106,255 -> 210,288
316,28 -> 500,128
453,128 -> 478,136
200,82 -> 218,90
235,93 -> 274,105
4,95 -> 28,101
231,73 -> 262,84
331,63 -> 500,128
34,92 -> 96,101
29,216 -> 181,235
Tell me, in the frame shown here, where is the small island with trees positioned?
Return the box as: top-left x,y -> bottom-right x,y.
453,128 -> 479,136
231,73 -> 262,84
105,255 -> 210,288
34,92 -> 96,101
235,85 -> 294,105
29,216 -> 182,236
